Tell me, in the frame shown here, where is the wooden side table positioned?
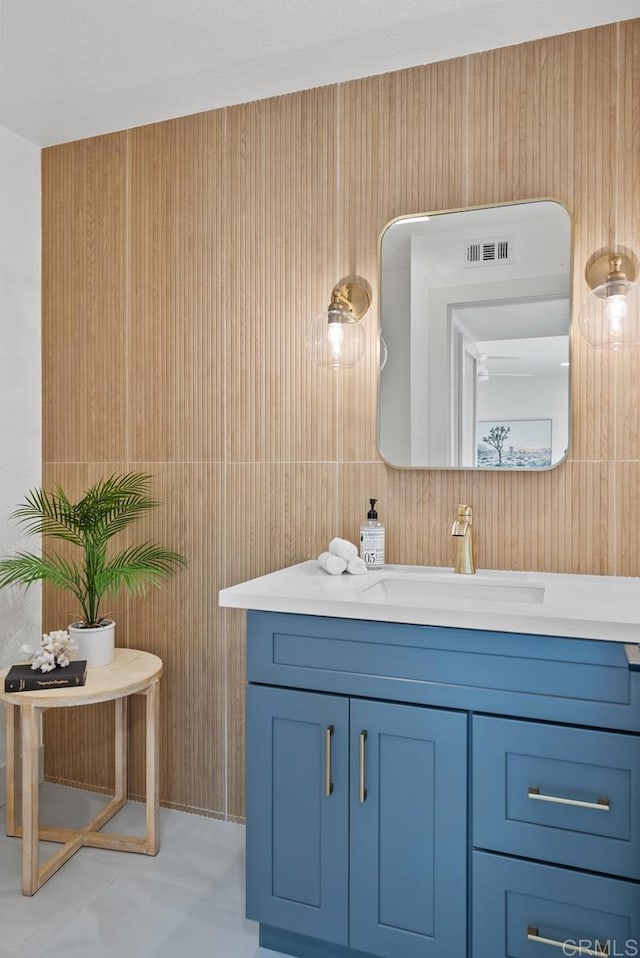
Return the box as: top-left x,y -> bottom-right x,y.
0,648 -> 162,895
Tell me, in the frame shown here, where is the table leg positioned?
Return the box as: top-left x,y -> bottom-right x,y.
5,704 -> 20,837
21,705 -> 40,895
145,680 -> 160,855
114,697 -> 128,802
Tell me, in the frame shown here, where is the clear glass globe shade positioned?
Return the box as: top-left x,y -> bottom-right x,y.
578,279 -> 640,349
307,310 -> 366,368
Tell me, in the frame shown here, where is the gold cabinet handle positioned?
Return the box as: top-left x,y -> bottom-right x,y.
528,787 -> 610,811
359,730 -> 367,803
527,927 -> 609,956
325,725 -> 334,797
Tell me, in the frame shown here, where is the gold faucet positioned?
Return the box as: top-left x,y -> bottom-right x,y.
451,504 -> 475,574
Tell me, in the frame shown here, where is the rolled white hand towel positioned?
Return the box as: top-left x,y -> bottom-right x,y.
346,556 -> 367,575
328,537 -> 358,561
317,551 -> 347,575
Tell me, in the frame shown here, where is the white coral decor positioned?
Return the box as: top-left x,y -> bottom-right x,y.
19,630 -> 78,673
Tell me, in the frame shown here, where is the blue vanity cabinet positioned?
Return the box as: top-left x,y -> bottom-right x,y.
245,610 -> 640,958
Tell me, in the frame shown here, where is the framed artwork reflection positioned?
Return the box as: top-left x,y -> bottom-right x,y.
477,418 -> 552,468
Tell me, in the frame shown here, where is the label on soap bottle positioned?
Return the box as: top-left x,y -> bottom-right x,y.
360,528 -> 385,568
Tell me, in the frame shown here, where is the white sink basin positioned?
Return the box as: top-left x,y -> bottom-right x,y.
362,571 -> 545,606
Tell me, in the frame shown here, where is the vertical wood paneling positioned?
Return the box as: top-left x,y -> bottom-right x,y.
225,88 -> 340,464
568,26 -> 618,465
124,464 -> 225,814
41,20 -> 639,821
42,134 -> 128,463
128,113 -> 226,462
223,607 -> 245,822
615,463 -> 640,576
338,461 -> 613,576
615,18 -> 640,464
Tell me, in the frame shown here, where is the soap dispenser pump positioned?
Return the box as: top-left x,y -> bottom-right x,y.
360,499 -> 385,569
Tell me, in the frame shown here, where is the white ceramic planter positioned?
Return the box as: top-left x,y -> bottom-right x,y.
69,619 -> 115,668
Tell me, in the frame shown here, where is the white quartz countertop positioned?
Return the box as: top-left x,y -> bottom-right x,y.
219,561 -> 640,644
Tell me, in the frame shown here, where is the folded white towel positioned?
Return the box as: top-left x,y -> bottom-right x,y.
346,556 -> 367,575
328,537 -> 358,561
317,551 -> 347,575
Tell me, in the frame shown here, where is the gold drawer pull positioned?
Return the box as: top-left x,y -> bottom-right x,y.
528,787 -> 610,811
325,725 -> 334,797
527,926 -> 609,956
359,731 -> 367,803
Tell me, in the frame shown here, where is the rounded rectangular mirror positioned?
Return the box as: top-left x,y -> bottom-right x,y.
378,199 -> 572,469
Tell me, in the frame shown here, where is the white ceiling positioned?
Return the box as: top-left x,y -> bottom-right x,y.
0,0 -> 637,147
476,335 -> 570,378
456,298 -> 570,342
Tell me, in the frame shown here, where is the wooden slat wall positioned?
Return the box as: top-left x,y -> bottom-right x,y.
41,21 -> 640,821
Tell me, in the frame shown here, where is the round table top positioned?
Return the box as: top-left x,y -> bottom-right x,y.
0,648 -> 162,708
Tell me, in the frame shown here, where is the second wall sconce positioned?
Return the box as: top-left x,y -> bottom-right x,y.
578,251 -> 639,348
308,277 -> 371,368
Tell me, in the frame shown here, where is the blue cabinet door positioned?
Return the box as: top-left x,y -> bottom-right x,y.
349,700 -> 468,958
246,684 -> 349,945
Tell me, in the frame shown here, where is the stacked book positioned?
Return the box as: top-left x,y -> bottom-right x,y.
4,660 -> 87,692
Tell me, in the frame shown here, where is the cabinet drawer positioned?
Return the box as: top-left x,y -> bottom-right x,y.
473,716 -> 640,878
248,611 -> 640,732
473,851 -> 640,958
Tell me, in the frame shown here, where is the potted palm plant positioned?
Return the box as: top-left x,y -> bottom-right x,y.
0,472 -> 186,667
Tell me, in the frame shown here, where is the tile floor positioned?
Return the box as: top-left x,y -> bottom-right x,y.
0,784 -> 285,958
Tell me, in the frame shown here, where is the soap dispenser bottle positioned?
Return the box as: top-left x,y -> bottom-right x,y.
360,499 -> 385,569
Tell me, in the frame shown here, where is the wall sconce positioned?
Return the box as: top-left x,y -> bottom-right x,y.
578,251 -> 640,348
308,277 -> 371,368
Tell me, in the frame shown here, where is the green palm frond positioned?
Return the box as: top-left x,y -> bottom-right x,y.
0,552 -> 85,600
12,486 -> 85,545
74,473 -> 160,541
95,543 -> 187,598
0,472 -> 187,626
